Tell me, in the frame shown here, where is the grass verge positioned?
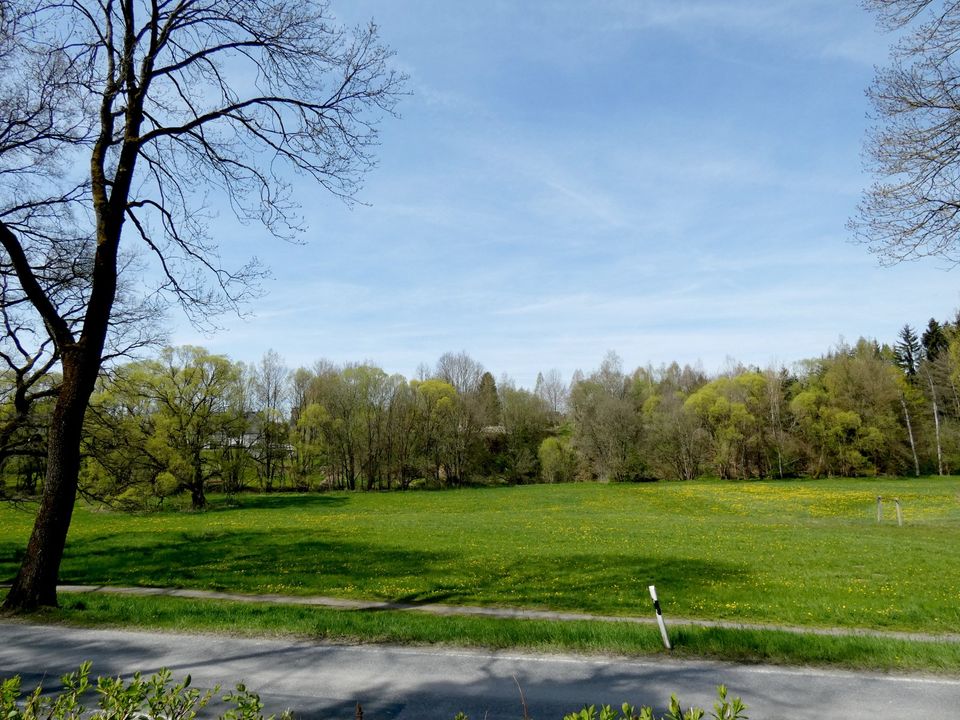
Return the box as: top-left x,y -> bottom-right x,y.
11,592 -> 960,674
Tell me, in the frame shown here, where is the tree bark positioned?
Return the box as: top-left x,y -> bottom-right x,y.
191,453 -> 206,510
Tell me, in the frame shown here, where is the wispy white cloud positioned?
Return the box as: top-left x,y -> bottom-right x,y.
165,1 -> 959,389
594,0 -> 882,63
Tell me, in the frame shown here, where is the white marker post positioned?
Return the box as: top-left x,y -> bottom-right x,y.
648,585 -> 671,650
894,498 -> 903,527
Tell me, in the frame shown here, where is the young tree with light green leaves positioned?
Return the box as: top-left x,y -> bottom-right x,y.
411,378 -> 458,486
86,347 -> 244,509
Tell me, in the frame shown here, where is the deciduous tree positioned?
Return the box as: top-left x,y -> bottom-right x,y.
251,350 -> 290,491
87,346 -> 243,509
1,0 -> 403,611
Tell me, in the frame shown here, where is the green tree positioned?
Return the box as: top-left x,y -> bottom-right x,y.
922,319 -> 949,361
498,382 -> 551,483
433,352 -> 487,485
791,341 -> 906,477
303,363 -> 411,491
635,364 -> 709,481
895,324 -> 922,377
538,435 -> 577,483
411,378 -> 458,486
308,365 -> 362,490
894,370 -> 924,477
83,347 -> 244,509
350,365 -> 399,491
569,353 -> 646,482
476,372 -> 501,427
384,379 -> 421,490
685,375 -> 765,480
82,370 -> 168,509
641,390 -> 705,481
0,369 -> 56,498
290,402 -> 329,486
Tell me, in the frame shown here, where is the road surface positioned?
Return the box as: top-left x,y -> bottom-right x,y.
1,623 -> 957,719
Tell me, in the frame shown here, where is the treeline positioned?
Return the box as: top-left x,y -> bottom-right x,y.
3,318 -> 960,508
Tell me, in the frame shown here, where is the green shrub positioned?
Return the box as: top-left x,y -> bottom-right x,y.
1,665 -> 745,720
0,662 -> 291,720
561,685 -> 746,720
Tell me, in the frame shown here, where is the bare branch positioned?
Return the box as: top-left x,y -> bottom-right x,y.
853,1 -> 960,265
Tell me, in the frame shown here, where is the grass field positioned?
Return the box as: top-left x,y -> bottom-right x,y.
3,477 -> 959,637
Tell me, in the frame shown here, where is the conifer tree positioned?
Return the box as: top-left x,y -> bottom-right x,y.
895,324 -> 922,376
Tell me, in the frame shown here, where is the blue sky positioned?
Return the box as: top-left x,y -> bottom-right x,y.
172,0 -> 960,387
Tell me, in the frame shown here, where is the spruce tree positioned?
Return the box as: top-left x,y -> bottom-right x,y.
922,318 -> 949,361
894,324 -> 922,376
476,372 -> 501,426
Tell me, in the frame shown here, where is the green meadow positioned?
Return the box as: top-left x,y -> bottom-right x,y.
3,478 -> 959,636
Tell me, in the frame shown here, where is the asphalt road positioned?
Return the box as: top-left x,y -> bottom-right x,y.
1,623 -> 958,719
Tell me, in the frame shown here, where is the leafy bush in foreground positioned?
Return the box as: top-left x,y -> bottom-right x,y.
0,662 -> 290,720
1,664 -> 745,720
561,685 -> 747,720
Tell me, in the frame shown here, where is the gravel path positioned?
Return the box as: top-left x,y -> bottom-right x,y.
54,584 -> 960,644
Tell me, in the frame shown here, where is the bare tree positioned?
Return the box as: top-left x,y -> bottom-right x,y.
534,368 -> 567,415
0,0 -> 90,474
1,0 -> 403,611
434,351 -> 484,395
252,349 -> 289,490
852,1 -> 960,264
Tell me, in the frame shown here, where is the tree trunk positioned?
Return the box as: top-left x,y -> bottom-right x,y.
899,392 -> 920,478
2,354 -> 95,611
926,371 -> 945,476
191,453 -> 206,509
769,407 -> 784,479
1,212 -> 119,612
949,378 -> 960,419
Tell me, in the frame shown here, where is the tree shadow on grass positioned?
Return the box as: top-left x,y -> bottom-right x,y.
202,493 -> 350,513
385,553 -> 747,614
0,542 -> 25,584
3,533 -> 747,615
57,529 -> 455,596
53,527 -> 750,616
